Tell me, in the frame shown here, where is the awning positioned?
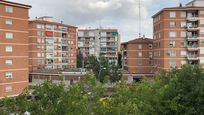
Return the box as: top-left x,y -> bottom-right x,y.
188,49 -> 198,51
111,31 -> 117,35
69,28 -> 75,32
112,47 -> 117,49
188,19 -> 198,22
46,31 -> 53,36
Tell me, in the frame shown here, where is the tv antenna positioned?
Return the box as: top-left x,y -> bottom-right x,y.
139,0 -> 141,37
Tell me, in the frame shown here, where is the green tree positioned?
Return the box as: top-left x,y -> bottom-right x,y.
117,51 -> 122,68
88,55 -> 110,82
109,62 -> 122,83
77,50 -> 83,68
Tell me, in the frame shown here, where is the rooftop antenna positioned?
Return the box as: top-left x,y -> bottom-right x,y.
139,0 -> 141,37
99,15 -> 102,29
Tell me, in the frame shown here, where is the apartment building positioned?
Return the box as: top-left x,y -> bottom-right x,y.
29,16 -> 77,71
152,0 -> 204,73
121,37 -> 153,80
0,1 -> 31,98
78,29 -> 120,64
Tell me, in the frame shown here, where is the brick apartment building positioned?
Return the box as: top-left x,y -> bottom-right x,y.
0,0 -> 31,98
29,16 -> 77,71
152,0 -> 204,73
78,29 -> 120,64
121,37 -> 154,80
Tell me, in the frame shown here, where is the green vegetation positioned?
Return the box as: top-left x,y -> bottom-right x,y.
0,64 -> 204,114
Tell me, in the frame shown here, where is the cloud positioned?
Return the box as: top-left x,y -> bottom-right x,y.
9,0 -> 188,42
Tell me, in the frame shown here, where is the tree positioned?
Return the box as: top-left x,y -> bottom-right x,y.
117,51 -> 122,68
88,55 -> 110,82
77,50 -> 83,68
109,62 -> 122,83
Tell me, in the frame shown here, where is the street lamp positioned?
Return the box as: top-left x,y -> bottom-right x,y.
98,67 -> 106,82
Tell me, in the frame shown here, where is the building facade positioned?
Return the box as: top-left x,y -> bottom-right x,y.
121,37 -> 154,80
0,1 -> 31,98
152,0 -> 204,73
78,29 -> 120,64
29,16 -> 77,71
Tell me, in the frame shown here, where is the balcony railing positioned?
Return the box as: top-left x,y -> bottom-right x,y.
188,25 -> 198,29
187,14 -> 198,18
187,44 -> 198,48
187,55 -> 198,58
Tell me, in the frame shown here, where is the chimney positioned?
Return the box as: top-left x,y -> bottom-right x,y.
179,3 -> 182,7
143,35 -> 145,39
35,17 -> 37,20
61,21 -> 63,23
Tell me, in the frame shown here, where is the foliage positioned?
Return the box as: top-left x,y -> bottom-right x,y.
117,51 -> 122,68
77,50 -> 83,68
109,62 -> 122,83
0,64 -> 204,114
88,55 -> 110,82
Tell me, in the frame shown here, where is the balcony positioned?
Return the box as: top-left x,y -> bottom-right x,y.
187,35 -> 198,41
187,14 -> 199,20
187,44 -> 198,51
187,55 -> 198,60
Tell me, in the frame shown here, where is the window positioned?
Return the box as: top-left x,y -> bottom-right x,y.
71,53 -> 73,57
200,49 -> 204,54
6,33 -> 13,39
170,12 -> 176,18
154,51 -> 158,56
159,33 -> 161,38
149,44 -> 152,49
200,59 -> 204,64
5,6 -> 13,13
6,46 -> 12,52
6,86 -> 12,92
71,35 -> 73,38
37,46 -> 41,50
42,53 -> 44,57
200,10 -> 204,14
170,41 -> 176,47
138,44 -> 142,49
181,51 -> 186,57
6,72 -> 13,79
149,52 -> 153,58
149,68 -> 152,73
138,52 -> 142,57
37,31 -> 41,36
170,60 -> 176,67
181,22 -> 186,27
200,40 -> 204,44
181,61 -> 186,65
37,53 -> 41,57
42,46 -> 44,50
6,59 -> 12,65
159,15 -> 160,20
169,32 -> 176,37
154,35 -> 156,39
181,41 -> 186,47
169,51 -> 176,57
138,68 -> 142,73
149,60 -> 152,65
181,31 -> 186,37
170,22 -> 176,27
42,60 -> 44,64
138,60 -> 142,65
6,20 -> 12,26
181,11 -> 186,17
42,32 -> 44,36
200,29 -> 204,35
201,20 -> 204,24
37,60 -> 41,64
71,41 -> 73,44
37,38 -> 41,43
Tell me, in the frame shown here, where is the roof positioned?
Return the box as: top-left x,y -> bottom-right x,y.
121,37 -> 153,45
152,6 -> 204,18
29,20 -> 78,28
0,0 -> 32,9
78,28 -> 118,31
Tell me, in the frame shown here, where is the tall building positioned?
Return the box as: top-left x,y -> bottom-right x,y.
78,29 -> 120,64
152,0 -> 204,73
121,37 -> 154,80
0,1 -> 31,97
29,16 -> 77,71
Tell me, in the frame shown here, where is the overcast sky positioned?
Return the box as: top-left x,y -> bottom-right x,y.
10,0 -> 192,42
